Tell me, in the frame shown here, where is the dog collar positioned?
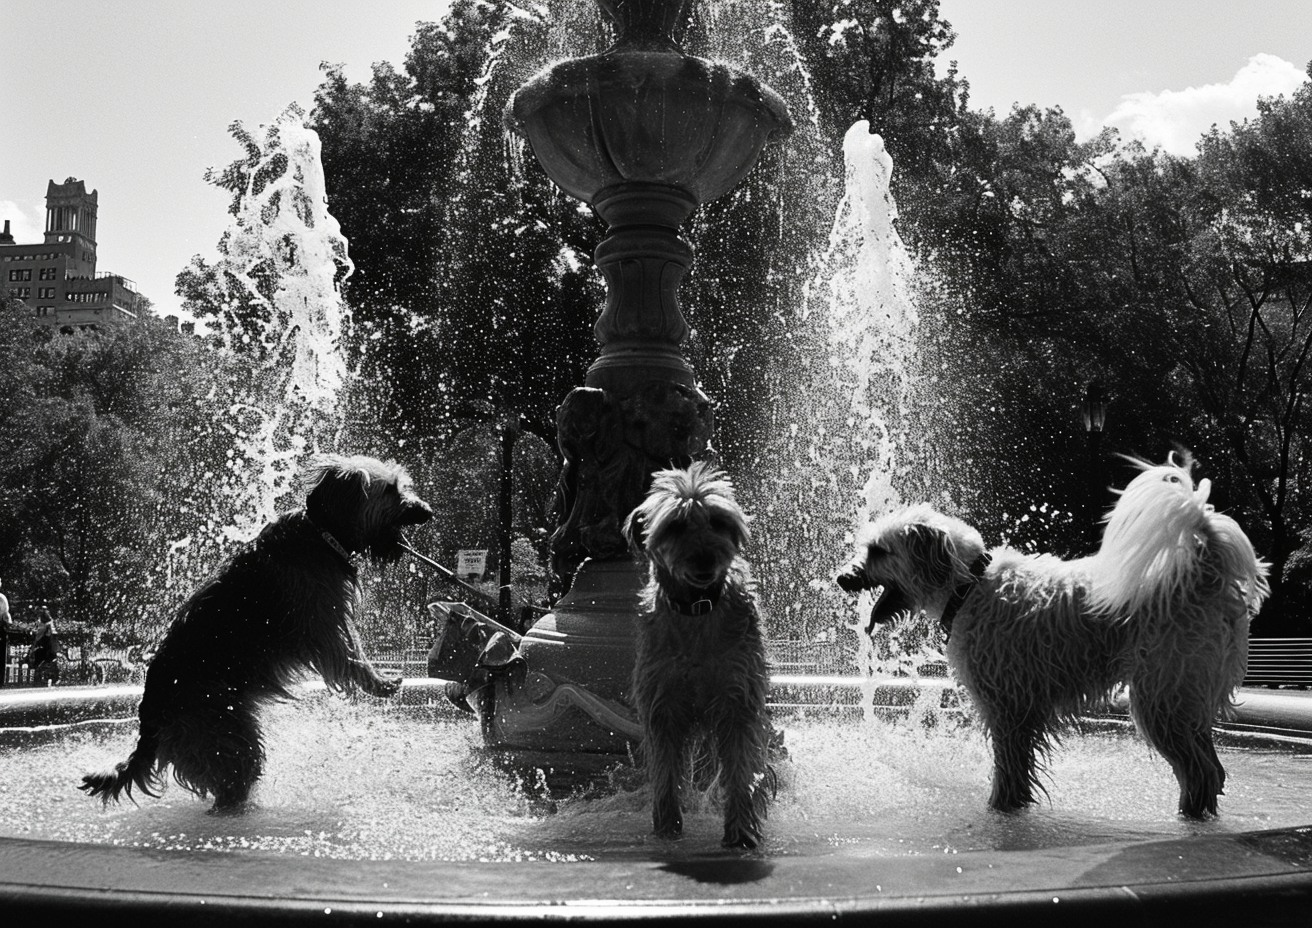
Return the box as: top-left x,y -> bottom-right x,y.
320,530 -> 354,564
940,552 -> 991,641
308,517 -> 355,565
666,584 -> 723,617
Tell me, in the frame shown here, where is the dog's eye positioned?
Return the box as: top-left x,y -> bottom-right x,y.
1164,474 -> 1181,484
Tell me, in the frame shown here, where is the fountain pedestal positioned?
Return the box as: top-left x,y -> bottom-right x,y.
466,0 -> 791,783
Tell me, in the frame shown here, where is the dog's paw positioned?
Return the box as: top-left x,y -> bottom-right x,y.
721,823 -> 762,850
368,674 -> 403,698
208,798 -> 255,816
652,810 -> 683,840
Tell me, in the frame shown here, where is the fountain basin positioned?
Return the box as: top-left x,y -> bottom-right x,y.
507,50 -> 793,206
3,680 -> 1312,926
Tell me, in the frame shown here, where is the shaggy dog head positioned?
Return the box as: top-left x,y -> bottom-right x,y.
300,454 -> 432,562
836,504 -> 986,631
623,462 -> 749,597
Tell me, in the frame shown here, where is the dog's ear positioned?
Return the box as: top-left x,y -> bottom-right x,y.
904,524 -> 954,587
622,507 -> 646,559
302,457 -> 369,532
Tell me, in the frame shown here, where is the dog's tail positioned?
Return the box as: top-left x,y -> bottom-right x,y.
1090,455 -> 1214,617
79,724 -> 164,804
1091,454 -> 1269,621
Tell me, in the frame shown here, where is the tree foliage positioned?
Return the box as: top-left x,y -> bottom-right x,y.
12,4 -> 1312,652
0,302 -> 245,640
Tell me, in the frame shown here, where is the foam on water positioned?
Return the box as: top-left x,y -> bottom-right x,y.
3,693 -> 1308,863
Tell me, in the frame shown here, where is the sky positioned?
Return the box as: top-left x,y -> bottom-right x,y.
2,1 -> 1310,322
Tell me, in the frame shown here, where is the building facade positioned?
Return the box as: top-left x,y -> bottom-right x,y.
0,178 -> 147,330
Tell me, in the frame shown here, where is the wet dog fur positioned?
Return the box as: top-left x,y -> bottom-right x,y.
837,454 -> 1268,818
80,454 -> 432,812
624,463 -> 771,848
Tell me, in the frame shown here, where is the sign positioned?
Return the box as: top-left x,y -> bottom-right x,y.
456,549 -> 488,579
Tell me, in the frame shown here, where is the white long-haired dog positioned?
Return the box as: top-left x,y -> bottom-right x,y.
836,454 -> 1269,818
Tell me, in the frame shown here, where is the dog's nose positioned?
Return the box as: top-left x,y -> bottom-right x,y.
836,567 -> 869,593
403,499 -> 433,525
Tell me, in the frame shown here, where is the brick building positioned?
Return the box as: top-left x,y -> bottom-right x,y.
1,178 -> 147,330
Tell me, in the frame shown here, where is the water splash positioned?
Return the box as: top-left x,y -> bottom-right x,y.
809,120 -> 920,523
207,107 -> 354,541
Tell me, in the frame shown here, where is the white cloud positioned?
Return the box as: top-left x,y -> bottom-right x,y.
1101,54 -> 1306,155
0,200 -> 44,243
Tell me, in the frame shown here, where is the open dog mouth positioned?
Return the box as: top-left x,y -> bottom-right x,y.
366,526 -> 410,561
866,583 -> 914,635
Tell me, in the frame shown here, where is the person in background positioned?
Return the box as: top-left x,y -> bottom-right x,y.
0,579 -> 11,687
29,606 -> 59,685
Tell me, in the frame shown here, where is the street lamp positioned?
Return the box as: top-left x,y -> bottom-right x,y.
1081,381 -> 1108,550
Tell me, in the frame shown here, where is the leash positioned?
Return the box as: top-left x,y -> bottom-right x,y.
398,542 -> 504,614
940,552 -> 991,642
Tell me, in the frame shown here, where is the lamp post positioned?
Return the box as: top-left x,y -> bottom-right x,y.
1081,382 -> 1108,550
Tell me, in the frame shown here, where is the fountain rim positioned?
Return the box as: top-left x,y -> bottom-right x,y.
3,681 -> 1312,927
3,825 -> 1312,926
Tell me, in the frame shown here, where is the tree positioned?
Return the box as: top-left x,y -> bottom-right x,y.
1165,73 -> 1312,633
0,303 -> 248,641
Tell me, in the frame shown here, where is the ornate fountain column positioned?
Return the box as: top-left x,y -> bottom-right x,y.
478,0 -> 791,783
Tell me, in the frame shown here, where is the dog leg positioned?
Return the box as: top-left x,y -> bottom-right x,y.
1132,692 -> 1226,818
336,620 -> 403,697
165,696 -> 265,813
714,706 -> 769,850
987,713 -> 1048,812
1171,730 -> 1226,819
644,712 -> 688,840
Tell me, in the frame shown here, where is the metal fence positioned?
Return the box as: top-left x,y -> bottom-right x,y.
7,631 -> 1309,691
1243,638 -> 1312,689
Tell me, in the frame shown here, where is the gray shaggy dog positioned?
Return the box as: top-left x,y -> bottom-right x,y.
837,454 -> 1268,818
80,454 -> 431,812
624,462 -> 771,848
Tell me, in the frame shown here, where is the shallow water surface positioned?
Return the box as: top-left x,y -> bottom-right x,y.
1,691 -> 1309,863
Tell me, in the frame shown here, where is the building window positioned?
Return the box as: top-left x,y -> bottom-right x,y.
11,287 -> 30,298
37,287 -> 57,299
39,267 -> 56,280
8,269 -> 32,282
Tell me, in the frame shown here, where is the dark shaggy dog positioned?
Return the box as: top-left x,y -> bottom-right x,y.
836,455 -> 1269,818
80,454 -> 431,812
624,463 -> 771,849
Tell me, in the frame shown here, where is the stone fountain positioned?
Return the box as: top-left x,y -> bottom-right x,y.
440,0 -> 792,782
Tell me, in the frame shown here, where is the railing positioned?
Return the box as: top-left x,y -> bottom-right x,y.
766,638 -> 861,676
369,647 -> 434,679
95,271 -> 138,291
1243,638 -> 1312,689
8,632 -> 1304,690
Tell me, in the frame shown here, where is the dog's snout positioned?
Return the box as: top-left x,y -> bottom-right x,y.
692,552 -> 718,572
402,499 -> 433,525
836,567 -> 869,593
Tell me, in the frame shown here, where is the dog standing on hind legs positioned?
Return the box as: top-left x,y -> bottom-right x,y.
836,453 -> 1268,818
80,454 -> 432,812
624,462 -> 771,848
